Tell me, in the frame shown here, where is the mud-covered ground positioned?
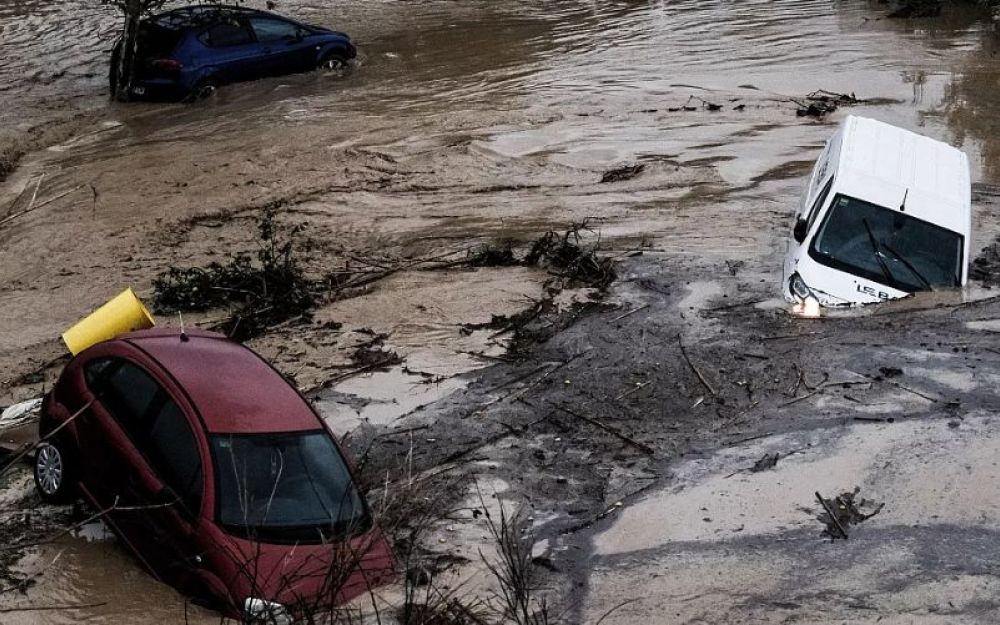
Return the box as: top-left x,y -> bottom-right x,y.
6,0 -> 1000,623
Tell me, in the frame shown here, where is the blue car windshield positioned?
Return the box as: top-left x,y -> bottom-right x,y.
809,194 -> 963,292
211,431 -> 368,543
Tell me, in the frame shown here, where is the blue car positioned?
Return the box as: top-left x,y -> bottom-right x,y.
111,5 -> 356,101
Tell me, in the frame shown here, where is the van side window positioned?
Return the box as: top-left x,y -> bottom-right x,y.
805,177 -> 835,234
147,398 -> 203,515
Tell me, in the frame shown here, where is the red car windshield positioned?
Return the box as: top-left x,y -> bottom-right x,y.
211,431 -> 368,543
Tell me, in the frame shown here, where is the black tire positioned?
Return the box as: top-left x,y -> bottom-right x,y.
34,437 -> 76,504
185,78 -> 218,103
316,52 -> 350,74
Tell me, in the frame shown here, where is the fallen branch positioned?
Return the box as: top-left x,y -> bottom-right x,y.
678,334 -> 717,396
815,491 -> 849,539
612,304 -> 649,321
0,185 -> 86,229
550,403 -> 654,455
0,603 -> 109,614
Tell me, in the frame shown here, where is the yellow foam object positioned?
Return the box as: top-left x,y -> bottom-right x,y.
62,288 -> 155,355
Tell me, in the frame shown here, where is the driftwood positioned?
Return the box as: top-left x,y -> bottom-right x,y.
550,403 -> 654,455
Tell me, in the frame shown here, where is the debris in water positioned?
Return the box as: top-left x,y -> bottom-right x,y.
815,487 -> 884,539
464,241 -> 519,267
793,90 -> 861,118
525,221 -> 617,290
750,452 -> 780,473
971,238 -> 1000,286
878,366 -> 904,379
0,398 -> 42,430
887,0 -> 942,19
600,164 -> 645,184
351,333 -> 403,370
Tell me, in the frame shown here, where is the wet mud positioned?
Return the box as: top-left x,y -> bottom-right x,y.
5,0 -> 1000,623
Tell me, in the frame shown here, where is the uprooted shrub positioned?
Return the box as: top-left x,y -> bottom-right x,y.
152,205 -> 317,341
525,221 -> 617,290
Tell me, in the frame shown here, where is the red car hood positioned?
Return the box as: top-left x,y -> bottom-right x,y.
207,526 -> 395,616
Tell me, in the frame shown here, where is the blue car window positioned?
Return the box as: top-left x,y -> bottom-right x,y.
199,20 -> 254,47
249,17 -> 300,43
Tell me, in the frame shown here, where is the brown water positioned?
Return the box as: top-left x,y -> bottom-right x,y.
4,0 -> 1000,622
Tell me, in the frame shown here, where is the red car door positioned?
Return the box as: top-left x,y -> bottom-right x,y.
75,357 -> 205,586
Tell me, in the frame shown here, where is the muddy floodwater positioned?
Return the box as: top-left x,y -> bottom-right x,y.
5,0 -> 1000,623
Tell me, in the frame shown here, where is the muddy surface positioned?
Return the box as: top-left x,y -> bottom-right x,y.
6,0 -> 1000,623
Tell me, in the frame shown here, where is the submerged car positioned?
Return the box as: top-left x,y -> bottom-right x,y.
111,4 -> 357,101
783,115 -> 971,307
34,327 -> 392,621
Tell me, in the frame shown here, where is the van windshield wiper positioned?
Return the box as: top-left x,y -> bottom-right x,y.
880,241 -> 933,290
863,218 -> 896,287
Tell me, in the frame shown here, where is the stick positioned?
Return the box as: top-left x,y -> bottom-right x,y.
612,304 -> 648,321
0,185 -> 85,228
0,603 -> 108,613
550,403 -> 654,455
678,334 -> 716,396
594,598 -> 642,625
614,380 -> 651,400
815,491 -> 848,539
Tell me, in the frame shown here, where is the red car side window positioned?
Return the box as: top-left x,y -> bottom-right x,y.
147,398 -> 203,515
85,358 -> 204,516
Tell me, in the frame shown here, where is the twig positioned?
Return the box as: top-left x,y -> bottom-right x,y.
678,334 -> 716,396
614,380 -> 651,400
815,491 -> 849,539
550,403 -> 654,455
594,598 -> 642,625
0,185 -> 86,228
886,380 -> 940,403
761,331 -> 821,341
0,603 -> 108,613
612,304 -> 649,321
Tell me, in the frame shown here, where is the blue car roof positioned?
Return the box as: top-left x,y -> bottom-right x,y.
151,4 -> 285,30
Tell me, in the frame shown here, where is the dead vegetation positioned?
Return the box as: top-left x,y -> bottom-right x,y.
153,212 -> 617,354
152,204 -> 317,341
525,221 -> 617,291
815,488 -> 885,540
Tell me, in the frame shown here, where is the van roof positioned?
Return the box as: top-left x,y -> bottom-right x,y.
835,115 -> 970,237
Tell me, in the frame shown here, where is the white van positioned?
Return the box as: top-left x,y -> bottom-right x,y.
783,115 -> 971,307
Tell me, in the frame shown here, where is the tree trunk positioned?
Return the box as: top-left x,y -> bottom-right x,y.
114,0 -> 142,101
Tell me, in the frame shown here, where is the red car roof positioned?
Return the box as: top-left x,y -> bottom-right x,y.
120,328 -> 320,434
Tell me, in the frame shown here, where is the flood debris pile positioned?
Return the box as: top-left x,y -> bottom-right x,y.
971,238 -> 1000,287
464,241 -> 520,267
153,205 -> 317,341
351,331 -> 403,370
600,163 -> 645,184
815,487 -> 885,539
525,221 -> 617,291
794,90 -> 861,118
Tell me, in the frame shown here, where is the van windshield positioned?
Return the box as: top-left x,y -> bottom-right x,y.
809,194 -> 963,292
211,431 -> 368,543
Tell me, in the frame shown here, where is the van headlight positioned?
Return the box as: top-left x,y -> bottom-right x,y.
789,273 -> 812,301
244,598 -> 293,625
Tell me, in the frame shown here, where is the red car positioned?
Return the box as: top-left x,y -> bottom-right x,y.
34,327 -> 393,621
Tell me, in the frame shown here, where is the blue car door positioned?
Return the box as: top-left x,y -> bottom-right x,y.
196,18 -> 266,83
247,16 -> 314,75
